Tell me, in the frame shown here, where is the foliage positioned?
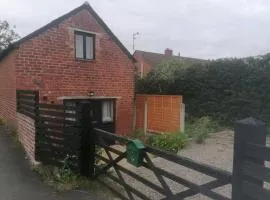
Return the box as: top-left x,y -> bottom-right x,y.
0,118 -> 4,126
33,154 -> 119,199
150,60 -> 188,82
185,117 -> 223,143
32,165 -> 76,190
136,60 -> 190,93
33,164 -> 116,194
130,129 -> 146,141
95,146 -> 106,167
136,54 -> 270,126
56,155 -> 78,183
0,20 -> 19,52
33,155 -> 79,190
146,132 -> 188,154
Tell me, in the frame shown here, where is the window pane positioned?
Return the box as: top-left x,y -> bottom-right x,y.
75,34 -> 84,58
86,36 -> 94,59
102,100 -> 114,122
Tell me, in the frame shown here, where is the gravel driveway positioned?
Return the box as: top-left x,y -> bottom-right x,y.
108,130 -> 270,200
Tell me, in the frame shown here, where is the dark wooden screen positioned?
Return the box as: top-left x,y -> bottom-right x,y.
36,103 -> 81,171
16,90 -> 39,118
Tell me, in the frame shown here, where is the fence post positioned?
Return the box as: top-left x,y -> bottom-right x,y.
34,90 -> 40,161
180,103 -> 185,132
78,102 -> 95,178
144,98 -> 148,135
232,117 -> 267,200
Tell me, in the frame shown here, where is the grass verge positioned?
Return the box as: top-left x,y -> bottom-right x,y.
32,164 -> 119,199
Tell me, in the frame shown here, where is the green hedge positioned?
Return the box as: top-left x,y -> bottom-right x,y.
136,54 -> 270,126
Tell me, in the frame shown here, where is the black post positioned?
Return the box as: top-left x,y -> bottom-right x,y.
78,102 -> 95,178
16,91 -> 20,111
232,117 -> 267,200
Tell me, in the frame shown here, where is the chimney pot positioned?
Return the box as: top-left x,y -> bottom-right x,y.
165,48 -> 173,57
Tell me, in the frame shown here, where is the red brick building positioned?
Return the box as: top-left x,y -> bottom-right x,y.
0,2 -> 135,136
134,49 -> 205,77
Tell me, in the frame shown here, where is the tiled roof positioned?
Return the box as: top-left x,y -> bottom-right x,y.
135,50 -> 206,66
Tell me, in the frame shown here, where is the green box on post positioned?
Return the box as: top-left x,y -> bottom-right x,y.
126,139 -> 145,167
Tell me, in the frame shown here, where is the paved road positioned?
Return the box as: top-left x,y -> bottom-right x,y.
0,127 -> 96,200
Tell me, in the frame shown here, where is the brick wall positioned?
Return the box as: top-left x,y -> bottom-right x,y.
15,9 -> 135,135
17,113 -> 36,162
134,52 -> 153,77
136,95 -> 183,133
0,51 -> 17,127
0,51 -> 36,161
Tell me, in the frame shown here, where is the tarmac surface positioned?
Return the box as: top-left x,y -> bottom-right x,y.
0,127 -> 97,200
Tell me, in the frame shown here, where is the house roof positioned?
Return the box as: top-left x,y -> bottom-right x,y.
0,2 -> 135,62
134,50 -> 206,67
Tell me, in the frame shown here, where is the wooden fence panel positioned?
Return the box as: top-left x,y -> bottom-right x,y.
36,103 -> 80,169
16,90 -> 39,119
136,94 -> 183,134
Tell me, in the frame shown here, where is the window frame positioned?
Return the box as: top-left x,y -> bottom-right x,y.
74,30 -> 95,60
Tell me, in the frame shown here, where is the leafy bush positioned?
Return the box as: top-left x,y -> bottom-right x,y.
146,132 -> 188,154
185,116 -> 224,143
130,129 -> 145,141
136,54 -> 270,126
33,164 -> 112,193
185,116 -> 220,137
56,155 -> 79,183
33,157 -> 119,197
0,118 -> 4,126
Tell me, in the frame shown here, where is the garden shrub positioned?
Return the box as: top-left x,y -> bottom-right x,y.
147,132 -> 188,154
33,164 -> 115,195
136,54 -> 270,126
130,129 -> 145,141
33,155 -> 85,190
185,116 -> 224,143
0,118 -> 4,126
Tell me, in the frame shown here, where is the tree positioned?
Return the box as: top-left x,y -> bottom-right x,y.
136,56 -> 270,126
0,20 -> 19,52
151,59 -> 187,82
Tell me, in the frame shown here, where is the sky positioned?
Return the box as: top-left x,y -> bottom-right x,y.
1,0 -> 270,59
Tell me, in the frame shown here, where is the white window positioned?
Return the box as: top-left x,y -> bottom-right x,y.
75,34 -> 84,59
102,100 -> 114,122
75,31 -> 95,60
85,36 -> 94,59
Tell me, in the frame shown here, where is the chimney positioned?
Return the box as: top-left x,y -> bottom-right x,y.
164,48 -> 173,57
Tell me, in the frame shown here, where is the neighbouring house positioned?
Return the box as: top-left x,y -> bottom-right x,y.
0,2 -> 135,139
134,48 -> 205,77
